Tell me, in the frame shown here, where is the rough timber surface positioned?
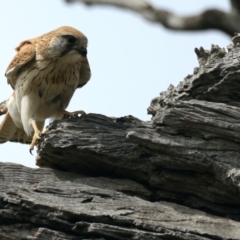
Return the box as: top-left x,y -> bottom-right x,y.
3,36 -> 240,239
1,162 -> 240,240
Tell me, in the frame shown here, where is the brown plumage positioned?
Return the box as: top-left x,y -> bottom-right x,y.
0,26 -> 91,151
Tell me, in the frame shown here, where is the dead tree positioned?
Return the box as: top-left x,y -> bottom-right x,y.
1,34 -> 240,239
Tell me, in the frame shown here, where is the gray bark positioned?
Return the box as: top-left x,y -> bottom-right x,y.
1,163 -> 240,239
2,34 -> 240,239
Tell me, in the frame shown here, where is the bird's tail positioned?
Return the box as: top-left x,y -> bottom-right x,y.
0,101 -> 16,143
0,111 -> 45,144
0,112 -> 19,143
0,99 -> 45,144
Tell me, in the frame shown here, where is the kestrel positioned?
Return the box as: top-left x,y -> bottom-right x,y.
0,26 -> 91,152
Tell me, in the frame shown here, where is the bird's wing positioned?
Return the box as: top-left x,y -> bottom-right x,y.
77,57 -> 91,88
0,99 -> 8,116
0,112 -> 44,144
5,40 -> 36,89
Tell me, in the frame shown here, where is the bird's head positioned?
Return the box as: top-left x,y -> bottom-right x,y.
38,26 -> 88,61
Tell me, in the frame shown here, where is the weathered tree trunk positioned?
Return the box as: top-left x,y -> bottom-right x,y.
2,35 -> 240,239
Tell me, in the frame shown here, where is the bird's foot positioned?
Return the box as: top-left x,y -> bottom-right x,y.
63,110 -> 86,119
29,120 -> 50,154
29,130 -> 42,154
29,128 -> 51,154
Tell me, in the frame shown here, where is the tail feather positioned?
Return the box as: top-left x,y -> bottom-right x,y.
11,128 -> 32,144
0,112 -> 17,143
0,111 -> 45,144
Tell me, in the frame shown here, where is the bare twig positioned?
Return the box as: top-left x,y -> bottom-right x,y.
230,0 -> 240,15
65,0 -> 240,37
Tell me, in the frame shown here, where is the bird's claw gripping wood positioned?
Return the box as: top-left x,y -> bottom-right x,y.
63,110 -> 86,118
29,120 -> 42,154
29,109 -> 85,153
29,121 -> 50,154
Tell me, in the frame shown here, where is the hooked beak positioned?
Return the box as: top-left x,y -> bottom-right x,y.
78,47 -> 87,58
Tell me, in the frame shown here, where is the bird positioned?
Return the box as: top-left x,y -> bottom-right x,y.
0,26 -> 91,153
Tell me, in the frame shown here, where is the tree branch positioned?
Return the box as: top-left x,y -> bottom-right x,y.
230,0 -> 240,15
65,0 -> 240,37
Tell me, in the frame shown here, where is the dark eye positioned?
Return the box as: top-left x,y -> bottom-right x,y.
63,35 -> 77,44
67,36 -> 77,44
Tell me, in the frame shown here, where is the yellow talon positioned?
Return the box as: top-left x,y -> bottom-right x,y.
29,109 -> 85,154
29,120 -> 42,154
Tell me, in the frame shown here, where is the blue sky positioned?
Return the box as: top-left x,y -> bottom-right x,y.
0,1 -> 230,167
